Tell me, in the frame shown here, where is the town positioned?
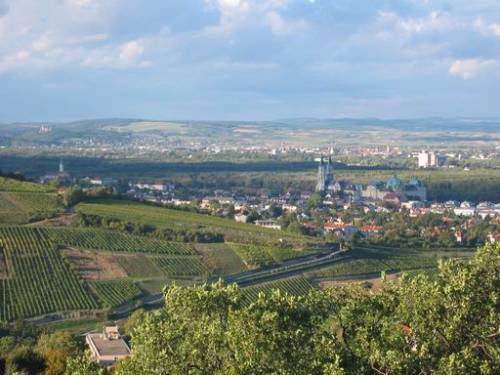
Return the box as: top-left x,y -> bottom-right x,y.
40,156 -> 500,249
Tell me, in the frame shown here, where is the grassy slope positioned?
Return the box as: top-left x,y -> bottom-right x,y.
76,200 -> 312,246
0,177 -> 62,224
305,246 -> 475,279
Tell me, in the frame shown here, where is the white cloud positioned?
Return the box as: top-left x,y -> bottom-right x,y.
266,11 -> 307,36
32,33 -> 51,52
67,0 -> 97,8
0,50 -> 31,73
474,17 -> 500,37
81,39 -> 152,69
379,11 -> 454,35
119,40 -> 144,63
205,0 -> 304,37
449,59 -> 500,79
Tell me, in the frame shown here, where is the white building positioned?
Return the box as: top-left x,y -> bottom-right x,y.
234,213 -> 248,223
86,326 -> 131,367
418,151 -> 438,168
454,202 -> 476,217
254,219 -> 281,230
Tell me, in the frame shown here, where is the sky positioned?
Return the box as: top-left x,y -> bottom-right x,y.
1,0 -> 500,122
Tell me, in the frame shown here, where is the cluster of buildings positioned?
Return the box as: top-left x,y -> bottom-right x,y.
430,201 -> 500,218
314,156 -> 428,205
40,159 -> 73,184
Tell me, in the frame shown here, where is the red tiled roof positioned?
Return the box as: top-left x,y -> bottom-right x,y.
324,223 -> 349,230
361,225 -> 384,232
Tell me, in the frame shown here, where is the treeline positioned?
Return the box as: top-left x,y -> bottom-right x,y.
0,154 -> 393,179
427,179 -> 500,202
0,170 -> 28,182
78,213 -> 224,243
70,243 -> 499,374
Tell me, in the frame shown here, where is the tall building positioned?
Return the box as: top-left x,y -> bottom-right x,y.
418,151 -> 438,168
315,156 -> 335,192
59,159 -> 65,173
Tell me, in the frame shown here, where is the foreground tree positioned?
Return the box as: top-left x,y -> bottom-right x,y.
36,331 -> 79,375
76,243 -> 499,374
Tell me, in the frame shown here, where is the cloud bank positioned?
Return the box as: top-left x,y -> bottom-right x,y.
0,0 -> 499,120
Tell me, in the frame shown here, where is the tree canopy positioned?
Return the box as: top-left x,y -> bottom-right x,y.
72,242 -> 499,374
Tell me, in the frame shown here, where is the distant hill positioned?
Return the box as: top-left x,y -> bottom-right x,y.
0,117 -> 498,147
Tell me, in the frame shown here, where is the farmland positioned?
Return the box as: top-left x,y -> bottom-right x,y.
89,280 -> 143,308
195,243 -> 247,276
241,276 -> 314,304
151,256 -> 209,279
0,177 -> 55,193
0,226 -> 98,321
0,177 -> 62,224
116,254 -> 164,278
229,244 -> 276,268
62,248 -> 128,280
305,246 -> 474,279
44,227 -> 195,255
76,200 -> 310,246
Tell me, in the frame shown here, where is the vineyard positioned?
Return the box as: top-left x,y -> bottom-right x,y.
89,280 -> 143,308
195,243 -> 247,276
228,244 -> 315,268
0,193 -> 26,224
44,228 -> 196,255
116,255 -> 164,278
9,192 -> 61,215
262,246 -> 314,262
76,200 -> 310,246
229,244 -> 276,268
0,226 -> 98,321
306,246 -> 463,279
0,177 -> 56,193
241,276 -> 314,304
151,256 -> 209,278
0,177 -> 62,224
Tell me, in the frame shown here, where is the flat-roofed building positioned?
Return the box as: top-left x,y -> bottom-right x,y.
86,326 -> 131,367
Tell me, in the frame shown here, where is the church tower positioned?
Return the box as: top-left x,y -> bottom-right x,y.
315,157 -> 327,192
316,156 -> 335,192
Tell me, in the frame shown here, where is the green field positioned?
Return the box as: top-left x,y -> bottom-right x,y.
305,246 -> 474,279
138,278 -> 195,294
116,254 -> 164,278
150,256 -> 209,279
76,200 -> 309,246
0,177 -> 62,224
44,227 -> 196,255
195,243 -> 247,276
0,226 -> 98,321
241,276 -> 314,304
229,244 -> 276,268
89,280 -> 143,308
0,177 -> 56,193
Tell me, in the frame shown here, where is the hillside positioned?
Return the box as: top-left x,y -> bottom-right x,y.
0,179 -> 477,323
75,200 -> 311,246
0,177 -> 62,224
1,117 -> 499,148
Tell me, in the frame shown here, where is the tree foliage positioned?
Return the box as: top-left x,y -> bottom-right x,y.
72,243 -> 499,374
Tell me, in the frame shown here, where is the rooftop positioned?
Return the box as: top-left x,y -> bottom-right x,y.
87,333 -> 131,357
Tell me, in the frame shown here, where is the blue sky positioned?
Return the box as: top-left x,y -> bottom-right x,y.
1,0 -> 500,121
